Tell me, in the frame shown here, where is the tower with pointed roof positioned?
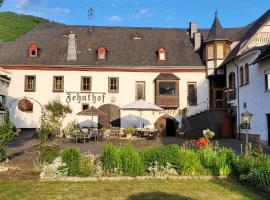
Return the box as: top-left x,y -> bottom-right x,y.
204,12 -> 233,109
204,12 -> 232,75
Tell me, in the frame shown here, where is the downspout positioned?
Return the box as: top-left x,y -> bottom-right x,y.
232,61 -> 241,140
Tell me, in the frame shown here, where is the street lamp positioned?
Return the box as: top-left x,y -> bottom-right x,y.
241,111 -> 253,156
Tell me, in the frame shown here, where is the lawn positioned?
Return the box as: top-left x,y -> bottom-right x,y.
0,179 -> 266,200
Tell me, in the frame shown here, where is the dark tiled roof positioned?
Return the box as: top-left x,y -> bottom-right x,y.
0,25 -> 205,67
253,45 -> 270,63
205,13 -> 229,42
154,73 -> 180,80
220,9 -> 270,67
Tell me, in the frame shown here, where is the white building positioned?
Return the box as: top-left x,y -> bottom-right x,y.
0,10 -> 270,141
219,10 -> 270,144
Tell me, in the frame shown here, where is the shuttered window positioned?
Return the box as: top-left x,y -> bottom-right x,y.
24,75 -> 36,92
53,76 -> 64,92
108,77 -> 119,93
187,82 -> 197,106
81,76 -> 91,91
135,81 -> 145,100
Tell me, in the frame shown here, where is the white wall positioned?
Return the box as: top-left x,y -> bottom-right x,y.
7,69 -> 209,129
226,51 -> 270,143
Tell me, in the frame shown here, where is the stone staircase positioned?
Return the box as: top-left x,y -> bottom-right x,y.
185,110 -> 228,138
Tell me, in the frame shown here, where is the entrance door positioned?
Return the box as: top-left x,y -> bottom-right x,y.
155,117 -> 176,137
166,118 -> 176,137
267,114 -> 270,146
98,104 -> 120,129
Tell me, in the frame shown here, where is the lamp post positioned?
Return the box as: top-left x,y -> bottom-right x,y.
241,111 -> 253,157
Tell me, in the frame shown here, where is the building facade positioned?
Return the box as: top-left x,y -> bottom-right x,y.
0,10 -> 270,141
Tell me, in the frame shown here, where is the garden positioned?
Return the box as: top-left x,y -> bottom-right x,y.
0,99 -> 270,199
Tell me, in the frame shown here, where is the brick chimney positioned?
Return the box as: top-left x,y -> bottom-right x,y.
67,32 -> 77,61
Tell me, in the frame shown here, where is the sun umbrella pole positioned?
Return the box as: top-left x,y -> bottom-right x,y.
139,111 -> 142,129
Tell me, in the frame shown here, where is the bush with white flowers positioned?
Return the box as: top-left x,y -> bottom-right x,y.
203,129 -> 215,140
40,157 -> 67,180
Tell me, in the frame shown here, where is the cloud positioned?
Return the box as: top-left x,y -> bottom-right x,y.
15,0 -> 42,9
133,9 -> 151,18
108,16 -> 123,22
49,7 -> 71,15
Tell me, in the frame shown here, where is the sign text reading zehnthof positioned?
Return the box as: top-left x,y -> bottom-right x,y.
66,92 -> 106,104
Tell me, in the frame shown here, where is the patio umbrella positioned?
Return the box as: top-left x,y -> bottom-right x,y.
120,99 -> 163,128
76,106 -> 107,127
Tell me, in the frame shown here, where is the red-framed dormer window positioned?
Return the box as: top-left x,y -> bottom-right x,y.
28,43 -> 39,58
98,47 -> 106,60
158,47 -> 167,61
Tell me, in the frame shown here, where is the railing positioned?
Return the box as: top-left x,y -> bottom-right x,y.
249,32 -> 270,47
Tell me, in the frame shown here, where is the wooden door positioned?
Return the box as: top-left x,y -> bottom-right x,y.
98,104 -> 120,129
155,118 -> 166,137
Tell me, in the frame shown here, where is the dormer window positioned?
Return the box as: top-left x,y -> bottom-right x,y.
98,47 -> 106,60
28,43 -> 39,58
158,48 -> 167,61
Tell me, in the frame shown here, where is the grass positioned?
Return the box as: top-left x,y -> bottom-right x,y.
0,12 -> 60,42
0,178 -> 266,200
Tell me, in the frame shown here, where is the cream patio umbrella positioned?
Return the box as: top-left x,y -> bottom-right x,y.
120,99 -> 163,128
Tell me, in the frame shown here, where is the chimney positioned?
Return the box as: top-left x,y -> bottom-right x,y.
189,22 -> 197,39
194,32 -> 201,51
67,32 -> 77,61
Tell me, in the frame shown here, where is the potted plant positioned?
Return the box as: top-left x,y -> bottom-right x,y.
181,107 -> 188,117
123,127 -> 135,139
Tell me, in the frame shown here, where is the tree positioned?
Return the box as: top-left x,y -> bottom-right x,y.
0,0 -> 4,7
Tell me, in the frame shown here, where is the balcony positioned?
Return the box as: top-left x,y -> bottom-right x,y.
155,95 -> 179,108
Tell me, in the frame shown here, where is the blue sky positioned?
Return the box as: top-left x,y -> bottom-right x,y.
1,0 -> 269,28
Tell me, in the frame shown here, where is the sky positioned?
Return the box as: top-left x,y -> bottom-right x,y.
0,0 -> 270,28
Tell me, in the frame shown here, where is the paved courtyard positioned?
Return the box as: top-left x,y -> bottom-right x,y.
3,129 -> 270,179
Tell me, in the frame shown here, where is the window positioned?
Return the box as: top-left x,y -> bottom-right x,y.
240,67 -> 244,86
108,77 -> 119,93
53,76 -> 64,92
159,82 -> 176,95
207,44 -> 214,60
187,82 -> 197,106
245,64 -> 249,84
228,72 -> 236,89
81,76 -> 91,91
82,104 -> 89,111
158,48 -> 167,61
225,44 -> 231,57
24,75 -> 36,92
135,81 -> 145,100
217,43 -> 224,59
28,43 -> 38,58
265,71 -> 270,91
98,47 -> 106,60
0,95 -> 6,110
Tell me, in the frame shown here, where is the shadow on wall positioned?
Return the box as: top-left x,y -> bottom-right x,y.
121,114 -> 150,128
127,192 -> 195,200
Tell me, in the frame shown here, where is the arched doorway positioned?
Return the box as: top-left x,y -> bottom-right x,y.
155,115 -> 178,137
98,104 -> 120,129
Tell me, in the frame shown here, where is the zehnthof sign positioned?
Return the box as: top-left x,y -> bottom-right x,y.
66,92 -> 106,104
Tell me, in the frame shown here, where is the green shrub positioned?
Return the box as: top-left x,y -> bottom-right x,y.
199,147 -> 235,176
101,144 -> 121,174
79,155 -> 92,177
250,157 -> 270,193
175,148 -> 206,175
39,144 -> 59,164
61,147 -> 81,176
119,144 -> 145,176
140,144 -> 181,168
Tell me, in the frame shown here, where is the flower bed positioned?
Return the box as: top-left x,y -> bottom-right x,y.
38,130 -> 270,195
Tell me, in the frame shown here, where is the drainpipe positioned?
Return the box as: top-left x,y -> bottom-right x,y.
232,61 -> 241,140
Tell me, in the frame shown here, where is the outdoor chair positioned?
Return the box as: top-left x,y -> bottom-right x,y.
110,127 -> 120,136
